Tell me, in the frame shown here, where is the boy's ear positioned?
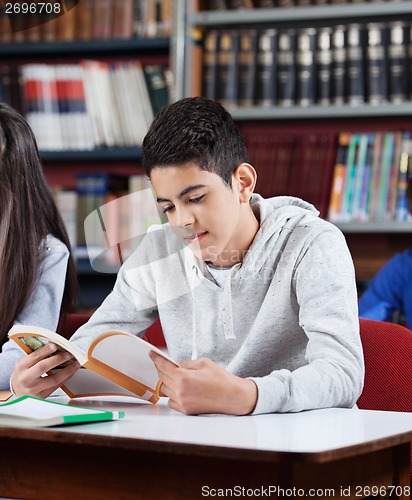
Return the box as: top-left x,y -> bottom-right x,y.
233,163 -> 257,202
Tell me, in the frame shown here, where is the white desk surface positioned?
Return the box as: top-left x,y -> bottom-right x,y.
43,396 -> 412,458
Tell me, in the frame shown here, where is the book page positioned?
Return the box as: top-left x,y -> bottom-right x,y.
8,325 -> 87,365
87,331 -> 177,392
61,367 -> 147,399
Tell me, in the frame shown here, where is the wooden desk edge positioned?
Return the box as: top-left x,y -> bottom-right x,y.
0,425 -> 411,465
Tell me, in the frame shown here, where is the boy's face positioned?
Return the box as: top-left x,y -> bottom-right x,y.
151,163 -> 250,267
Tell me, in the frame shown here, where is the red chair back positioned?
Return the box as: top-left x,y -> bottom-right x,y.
357,318 -> 412,475
59,313 -> 90,339
59,313 -> 166,348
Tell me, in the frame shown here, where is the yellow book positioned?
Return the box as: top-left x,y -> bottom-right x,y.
8,325 -> 176,404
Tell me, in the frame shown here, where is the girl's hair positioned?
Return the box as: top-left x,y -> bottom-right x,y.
142,96 -> 248,186
0,101 -> 77,343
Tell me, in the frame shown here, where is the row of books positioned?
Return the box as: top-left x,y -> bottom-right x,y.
203,21 -> 411,108
242,129 -> 336,217
200,0 -> 401,8
55,173 -> 163,270
0,62 -> 170,151
328,131 -> 412,223
0,0 -> 171,44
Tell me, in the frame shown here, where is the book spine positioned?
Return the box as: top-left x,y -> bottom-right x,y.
351,133 -> 369,220
113,0 -> 134,39
388,131 -> 403,220
296,27 -> 316,107
388,21 -> 409,104
346,24 -> 365,105
359,133 -> 375,221
93,0 -> 113,40
376,132 -> 395,220
255,28 -> 277,107
395,132 -> 412,222
143,64 -> 170,114
332,25 -> 346,105
316,27 -> 333,105
368,131 -> 383,219
202,30 -> 219,100
277,29 -> 296,107
75,0 -> 93,40
328,132 -> 350,222
216,29 -> 240,109
341,133 -> 360,222
366,22 -> 388,105
238,29 -> 258,107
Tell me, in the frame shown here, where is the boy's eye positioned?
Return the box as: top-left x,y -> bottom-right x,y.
189,195 -> 205,203
162,205 -> 174,214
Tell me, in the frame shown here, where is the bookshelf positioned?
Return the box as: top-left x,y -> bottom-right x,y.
175,1 -> 412,281
0,5 -> 174,310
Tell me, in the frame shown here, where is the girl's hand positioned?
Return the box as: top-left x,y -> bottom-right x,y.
11,343 -> 80,398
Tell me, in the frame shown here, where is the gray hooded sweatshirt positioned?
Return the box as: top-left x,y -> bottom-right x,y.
71,195 -> 364,414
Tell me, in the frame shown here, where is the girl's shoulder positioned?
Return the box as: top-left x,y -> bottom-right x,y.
42,235 -> 69,256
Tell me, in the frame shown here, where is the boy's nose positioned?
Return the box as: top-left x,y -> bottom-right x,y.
174,208 -> 194,227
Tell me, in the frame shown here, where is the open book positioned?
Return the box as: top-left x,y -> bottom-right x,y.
8,325 -> 177,404
0,395 -> 124,428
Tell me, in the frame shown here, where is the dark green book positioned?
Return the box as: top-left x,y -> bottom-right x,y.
143,64 -> 170,115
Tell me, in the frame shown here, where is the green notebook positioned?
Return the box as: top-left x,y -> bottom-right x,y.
0,395 -> 124,428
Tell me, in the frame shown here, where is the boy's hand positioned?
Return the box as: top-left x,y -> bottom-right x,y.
11,343 -> 81,398
150,352 -> 258,415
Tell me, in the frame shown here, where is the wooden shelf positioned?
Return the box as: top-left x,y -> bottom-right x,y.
229,103 -> 412,120
190,2 -> 412,26
334,222 -> 412,234
40,147 -> 142,162
0,38 -> 170,58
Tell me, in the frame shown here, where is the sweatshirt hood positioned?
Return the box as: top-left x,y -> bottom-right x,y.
237,194 -> 320,286
188,194 -> 320,358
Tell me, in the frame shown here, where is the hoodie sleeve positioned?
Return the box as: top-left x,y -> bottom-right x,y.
0,236 -> 69,391
250,224 -> 364,414
70,234 -> 161,352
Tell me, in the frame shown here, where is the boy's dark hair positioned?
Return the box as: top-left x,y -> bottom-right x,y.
142,97 -> 248,187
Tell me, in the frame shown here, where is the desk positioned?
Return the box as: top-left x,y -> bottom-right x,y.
0,399 -> 411,499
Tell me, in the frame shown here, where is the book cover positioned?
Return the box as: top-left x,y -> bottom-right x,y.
8,325 -> 178,404
0,395 -> 124,428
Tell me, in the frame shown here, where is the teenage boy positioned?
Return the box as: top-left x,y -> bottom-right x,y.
12,97 -> 364,415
